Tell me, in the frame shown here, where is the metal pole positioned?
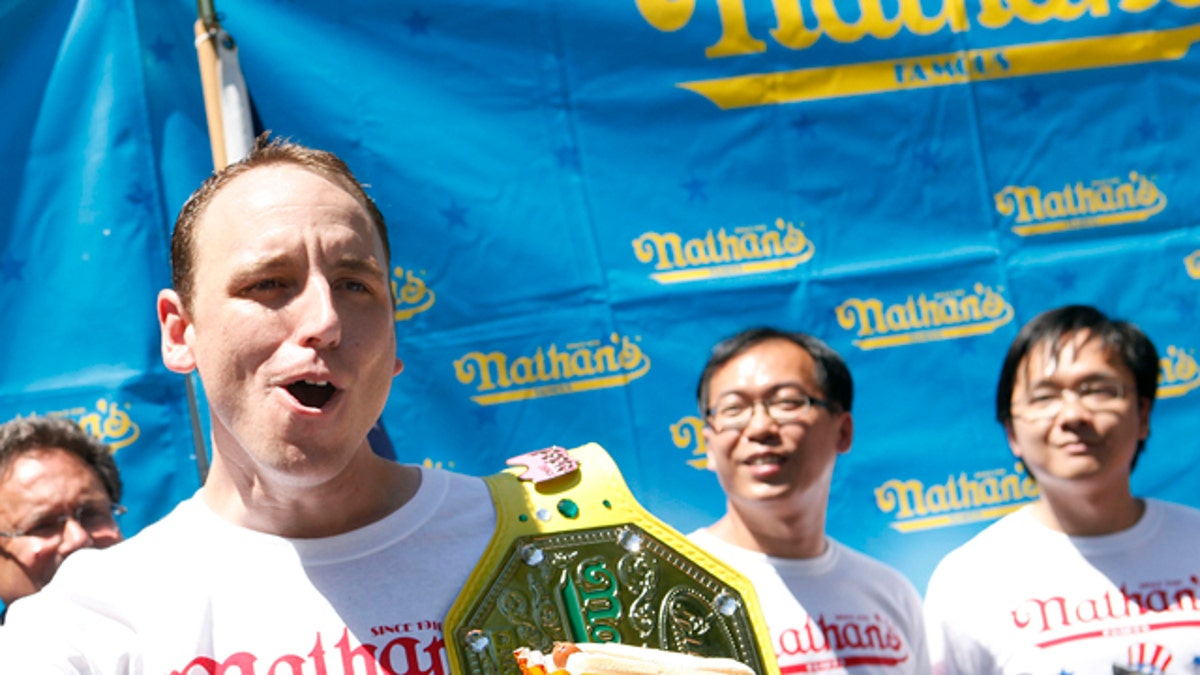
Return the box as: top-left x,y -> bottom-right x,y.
196,0 -> 218,31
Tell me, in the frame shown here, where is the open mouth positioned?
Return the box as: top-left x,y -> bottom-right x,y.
286,380 -> 338,409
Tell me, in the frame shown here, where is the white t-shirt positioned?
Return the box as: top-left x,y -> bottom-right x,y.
0,466 -> 495,674
925,498 -> 1200,675
689,529 -> 930,674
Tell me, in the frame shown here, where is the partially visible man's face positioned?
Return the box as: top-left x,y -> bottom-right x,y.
701,339 -> 852,510
0,448 -> 121,605
161,164 -> 402,484
1006,331 -> 1149,492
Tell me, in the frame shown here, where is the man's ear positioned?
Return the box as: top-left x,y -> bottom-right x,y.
701,424 -> 717,473
158,289 -> 196,374
836,411 -> 854,454
1137,397 -> 1151,443
1005,420 -> 1024,459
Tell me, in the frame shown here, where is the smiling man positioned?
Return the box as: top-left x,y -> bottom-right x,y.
687,327 -> 929,674
0,416 -> 124,623
0,137 -> 495,672
924,305 -> 1200,674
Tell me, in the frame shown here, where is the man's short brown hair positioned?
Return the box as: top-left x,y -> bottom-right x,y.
170,134 -> 391,311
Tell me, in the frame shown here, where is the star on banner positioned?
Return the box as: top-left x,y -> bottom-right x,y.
471,405 -> 498,428
555,144 -> 580,169
682,177 -> 707,203
0,255 -> 25,282
1136,117 -> 1159,142
790,114 -> 815,138
914,146 -> 939,173
1052,269 -> 1078,291
148,36 -> 174,63
126,184 -> 154,208
1019,85 -> 1042,110
442,201 -> 468,229
406,11 -> 431,36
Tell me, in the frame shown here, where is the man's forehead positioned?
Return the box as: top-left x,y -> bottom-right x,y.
1019,331 -> 1127,380
205,164 -> 361,219
196,164 -> 381,254
717,341 -> 816,388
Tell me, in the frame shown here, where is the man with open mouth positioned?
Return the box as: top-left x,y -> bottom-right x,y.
0,135 -> 497,673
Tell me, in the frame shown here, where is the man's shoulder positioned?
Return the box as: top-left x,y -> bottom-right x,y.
1147,496 -> 1200,521
829,539 -> 919,589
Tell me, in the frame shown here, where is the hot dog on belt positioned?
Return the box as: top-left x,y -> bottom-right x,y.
513,641 -> 756,675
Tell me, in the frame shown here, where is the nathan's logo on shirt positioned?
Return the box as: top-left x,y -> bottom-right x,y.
1159,345 -> 1200,399
48,399 -> 141,452
875,463 -> 1039,533
669,415 -> 708,469
631,218 -> 814,284
392,265 -> 436,321
774,612 -> 910,670
1186,250 -> 1200,279
835,283 -> 1014,350
1011,577 -> 1200,645
637,0 -> 1200,107
994,171 -> 1166,236
453,333 -> 651,405
171,625 -> 445,675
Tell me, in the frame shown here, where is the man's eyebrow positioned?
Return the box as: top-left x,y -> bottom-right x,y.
329,255 -> 386,277
1023,368 -> 1124,389
231,254 -> 293,273
713,382 -> 812,398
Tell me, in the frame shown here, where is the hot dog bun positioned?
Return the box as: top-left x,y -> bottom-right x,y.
514,642 -> 756,675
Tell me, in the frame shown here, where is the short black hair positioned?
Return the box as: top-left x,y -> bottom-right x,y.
996,305 -> 1159,468
696,327 -> 853,416
0,416 -> 122,503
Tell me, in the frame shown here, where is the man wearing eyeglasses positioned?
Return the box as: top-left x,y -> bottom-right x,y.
0,416 -> 124,624
924,305 -> 1200,674
688,327 -> 929,674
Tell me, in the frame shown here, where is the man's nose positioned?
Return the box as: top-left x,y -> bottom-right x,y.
744,401 -> 780,433
295,278 -> 341,348
1054,390 -> 1092,423
57,517 -> 95,555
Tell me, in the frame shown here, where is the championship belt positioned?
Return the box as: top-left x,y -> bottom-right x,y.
444,443 -> 780,674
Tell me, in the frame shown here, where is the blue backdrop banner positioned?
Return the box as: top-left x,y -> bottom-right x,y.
1,0 -> 1198,592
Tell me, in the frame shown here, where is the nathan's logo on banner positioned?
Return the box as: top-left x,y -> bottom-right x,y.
1186,250 -> 1200,279
453,333 -> 651,405
631,217 -> 814,284
669,415 -> 708,469
875,463 -> 1039,533
835,283 -> 1014,350
52,399 -> 141,452
392,266 -> 435,321
637,0 -> 1200,107
994,171 -> 1167,236
1159,344 -> 1200,399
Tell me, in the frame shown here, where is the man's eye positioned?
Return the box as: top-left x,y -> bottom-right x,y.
76,508 -> 109,528
247,279 -> 285,292
717,404 -> 747,417
770,398 -> 805,411
24,519 -> 63,538
1082,383 -> 1122,399
340,279 -> 371,293
1028,391 -> 1059,404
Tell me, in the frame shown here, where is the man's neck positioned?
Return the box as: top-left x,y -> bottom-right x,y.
1030,486 -> 1144,537
708,502 -> 827,559
200,448 -> 421,538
